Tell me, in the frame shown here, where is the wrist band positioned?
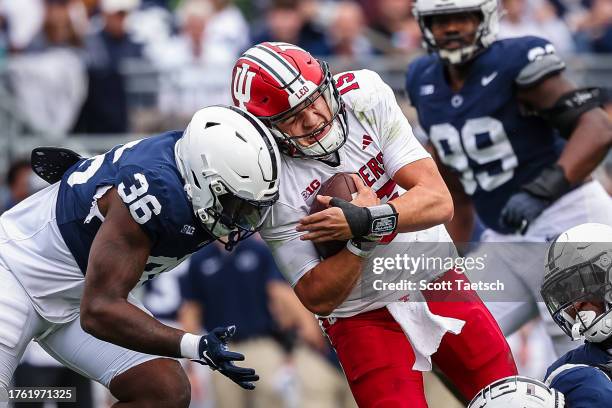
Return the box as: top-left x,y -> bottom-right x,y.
330,199 -> 399,239
180,333 -> 201,359
367,203 -> 398,235
346,239 -> 376,258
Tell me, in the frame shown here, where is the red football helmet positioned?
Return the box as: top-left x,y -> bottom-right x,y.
231,42 -> 348,158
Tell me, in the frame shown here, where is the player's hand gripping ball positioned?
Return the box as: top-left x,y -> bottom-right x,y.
307,173 -> 357,258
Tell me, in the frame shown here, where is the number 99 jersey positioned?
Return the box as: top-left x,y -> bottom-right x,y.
405,36 -> 566,233
0,131 -> 212,323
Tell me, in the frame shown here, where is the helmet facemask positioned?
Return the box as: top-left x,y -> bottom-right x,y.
264,61 -> 348,159
199,180 -> 277,250
415,0 -> 499,66
542,251 -> 612,342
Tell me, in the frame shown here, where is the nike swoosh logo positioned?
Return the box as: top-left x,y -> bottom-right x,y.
481,72 -> 498,86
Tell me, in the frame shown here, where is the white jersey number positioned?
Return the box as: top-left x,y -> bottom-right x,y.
430,117 -> 518,194
118,173 -> 162,225
66,139 -> 162,224
67,139 -> 144,187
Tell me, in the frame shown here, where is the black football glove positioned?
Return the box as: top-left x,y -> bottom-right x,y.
500,164 -> 572,234
192,326 -> 259,390
499,191 -> 550,234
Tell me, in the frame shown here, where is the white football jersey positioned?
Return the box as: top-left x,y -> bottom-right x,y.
260,70 -> 454,318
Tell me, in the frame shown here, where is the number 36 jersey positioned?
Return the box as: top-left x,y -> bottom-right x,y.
405,36 -> 566,233
0,131 -> 212,323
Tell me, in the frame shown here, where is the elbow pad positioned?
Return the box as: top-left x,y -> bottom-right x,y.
539,87 -> 605,138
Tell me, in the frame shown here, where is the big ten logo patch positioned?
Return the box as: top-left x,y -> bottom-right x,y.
301,179 -> 321,201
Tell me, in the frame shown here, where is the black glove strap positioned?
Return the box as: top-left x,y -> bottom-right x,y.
329,198 -> 398,238
521,164 -> 572,202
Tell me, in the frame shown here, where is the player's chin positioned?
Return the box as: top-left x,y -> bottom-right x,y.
440,39 -> 470,50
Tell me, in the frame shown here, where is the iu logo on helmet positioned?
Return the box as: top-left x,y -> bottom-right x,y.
233,63 -> 256,109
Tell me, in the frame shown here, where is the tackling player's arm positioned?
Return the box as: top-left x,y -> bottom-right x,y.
81,188 -> 258,389
80,187 -> 185,356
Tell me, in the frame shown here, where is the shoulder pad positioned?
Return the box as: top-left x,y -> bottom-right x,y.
514,37 -> 566,87
334,69 -> 394,113
516,53 -> 565,87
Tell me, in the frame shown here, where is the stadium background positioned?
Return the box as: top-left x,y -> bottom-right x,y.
0,0 -> 611,407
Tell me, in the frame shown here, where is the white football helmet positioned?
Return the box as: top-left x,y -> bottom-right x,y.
468,376 -> 565,408
541,223 -> 612,343
174,105 -> 281,249
413,0 -> 499,65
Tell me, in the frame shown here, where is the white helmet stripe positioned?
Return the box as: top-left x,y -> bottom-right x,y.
241,55 -> 293,95
256,44 -> 303,82
242,47 -> 301,93
228,106 -> 278,181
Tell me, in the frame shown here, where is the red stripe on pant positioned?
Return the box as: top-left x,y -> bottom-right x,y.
321,269 -> 517,407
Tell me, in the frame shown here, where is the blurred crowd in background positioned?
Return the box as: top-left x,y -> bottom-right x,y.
1,0 -> 612,407
1,0 -> 612,136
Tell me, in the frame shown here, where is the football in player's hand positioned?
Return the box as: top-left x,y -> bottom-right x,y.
309,173 -> 358,259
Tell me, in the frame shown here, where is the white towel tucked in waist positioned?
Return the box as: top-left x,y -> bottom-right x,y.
387,300 -> 465,371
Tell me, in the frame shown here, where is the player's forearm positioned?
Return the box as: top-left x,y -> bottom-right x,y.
178,301 -> 203,334
294,249 -> 363,316
80,298 -> 185,357
558,109 -> 612,184
390,184 -> 454,233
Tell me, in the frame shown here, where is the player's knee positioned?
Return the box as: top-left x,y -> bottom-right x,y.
110,359 -> 191,408
144,363 -> 191,408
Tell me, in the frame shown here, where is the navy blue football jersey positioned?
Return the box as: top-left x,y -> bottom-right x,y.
545,342 -> 612,407
56,131 -> 213,280
406,36 -> 566,232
